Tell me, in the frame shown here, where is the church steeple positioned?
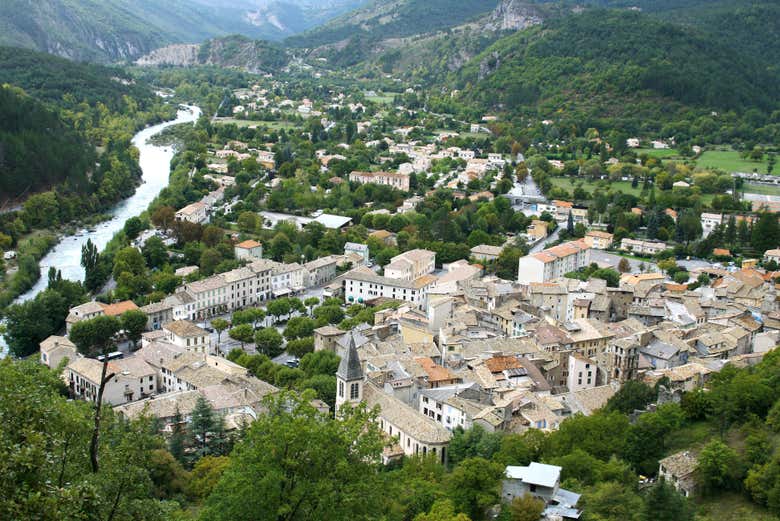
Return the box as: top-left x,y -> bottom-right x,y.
335,331 -> 363,411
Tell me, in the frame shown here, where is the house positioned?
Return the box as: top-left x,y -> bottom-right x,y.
385,249 -> 436,281
585,230 -> 614,250
312,213 -> 353,230
516,240 -> 590,284
40,336 -> 77,369
305,255 -> 342,286
234,240 -> 263,260
659,451 -> 698,497
349,170 -> 410,191
764,249 -> 780,264
163,320 -> 210,353
344,242 -> 370,266
502,463 -> 581,519
712,248 -> 731,258
343,267 -> 436,309
65,301 -> 106,332
567,353 -> 598,392
66,356 -> 157,406
271,262 -> 308,296
526,220 -> 549,241
175,201 -> 208,224
314,325 -> 346,352
370,230 -> 397,247
620,238 -> 668,256
700,213 -> 723,238
470,244 -> 504,262
673,181 -> 690,189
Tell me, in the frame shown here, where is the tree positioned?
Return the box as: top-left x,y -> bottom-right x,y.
605,381 -> 655,414
414,499 -> 471,521
286,337 -> 314,358
313,304 -> 345,325
200,248 -> 223,276
508,494 -> 545,521
566,211 -> 574,236
199,391 -> 386,521
169,405 -> 186,463
228,324 -> 254,349
697,439 -> 741,494
151,205 -> 175,231
643,479 -> 693,521
304,296 -> 320,315
445,457 -> 503,521
267,298 -> 292,323
300,350 -> 341,378
237,211 -> 259,233
121,309 -> 148,350
189,395 -> 227,460
211,318 -> 229,354
254,327 -> 283,357
581,481 -> 642,521
142,236 -> 168,269
752,212 -> 780,254
617,257 -> 631,273
81,238 -> 103,292
68,314 -> 121,473
123,216 -> 144,240
284,316 -> 316,340
188,456 -> 230,501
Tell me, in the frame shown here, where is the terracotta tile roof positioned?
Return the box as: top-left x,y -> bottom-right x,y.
485,355 -> 523,373
102,300 -> 139,317
415,357 -> 456,382
236,239 -> 262,249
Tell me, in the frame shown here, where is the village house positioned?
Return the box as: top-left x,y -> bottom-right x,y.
175,201 -> 208,224
502,463 -> 581,519
40,336 -> 78,369
349,170 -> 411,191
66,355 -> 157,406
234,239 -> 263,260
470,244 -> 504,262
163,320 -> 210,353
385,249 -> 436,281
584,230 -> 614,250
516,240 -> 591,284
620,238 -> 668,256
659,451 -> 698,497
343,267 -> 437,309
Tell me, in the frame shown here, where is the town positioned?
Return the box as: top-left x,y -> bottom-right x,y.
11,73 -> 778,521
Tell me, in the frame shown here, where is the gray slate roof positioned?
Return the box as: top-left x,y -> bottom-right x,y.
336,331 -> 363,381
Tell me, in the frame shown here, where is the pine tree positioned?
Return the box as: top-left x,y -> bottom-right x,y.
169,405 -> 186,464
190,396 -> 218,459
725,215 -> 737,248
752,212 -> 780,254
567,211 -> 574,236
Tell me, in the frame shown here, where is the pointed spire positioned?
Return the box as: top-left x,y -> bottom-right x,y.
336,331 -> 363,381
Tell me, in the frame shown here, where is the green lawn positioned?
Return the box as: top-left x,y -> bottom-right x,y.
743,183 -> 780,196
549,177 -> 644,197
213,118 -> 299,130
636,147 -> 681,159
695,492 -> 779,521
697,150 -> 770,174
365,92 -> 399,105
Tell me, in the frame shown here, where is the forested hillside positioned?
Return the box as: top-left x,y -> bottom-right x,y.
286,0 -> 501,65
453,8 -> 780,134
0,0 -> 367,63
0,86 -> 94,200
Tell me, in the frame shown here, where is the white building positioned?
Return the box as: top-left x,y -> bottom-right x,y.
343,267 -> 437,309
516,240 -> 591,284
344,242 -> 370,266
163,320 -> 210,353
620,238 -> 668,256
175,201 -> 208,224
384,249 -> 436,281
66,356 -> 157,406
701,213 -> 723,238
567,353 -> 597,392
40,336 -> 77,369
234,240 -> 263,260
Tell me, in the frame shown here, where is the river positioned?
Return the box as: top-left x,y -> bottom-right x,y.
0,105 -> 201,355
14,105 -> 201,303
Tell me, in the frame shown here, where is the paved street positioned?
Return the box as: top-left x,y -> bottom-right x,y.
589,250 -> 659,273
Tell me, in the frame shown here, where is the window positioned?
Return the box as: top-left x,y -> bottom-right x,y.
338,381 -> 344,398
350,382 -> 359,400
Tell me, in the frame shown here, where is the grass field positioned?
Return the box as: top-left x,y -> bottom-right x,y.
695,492 -> 779,521
697,150 -> 770,174
743,183 -> 780,196
548,177 -> 644,197
365,92 -> 399,105
636,147 -> 681,159
213,118 -> 299,130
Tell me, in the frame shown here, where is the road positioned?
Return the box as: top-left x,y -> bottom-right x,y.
589,250 -> 659,273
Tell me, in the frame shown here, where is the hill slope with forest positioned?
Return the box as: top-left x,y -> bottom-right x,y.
0,0 -> 367,63
0,86 -> 94,201
452,8 -> 780,132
